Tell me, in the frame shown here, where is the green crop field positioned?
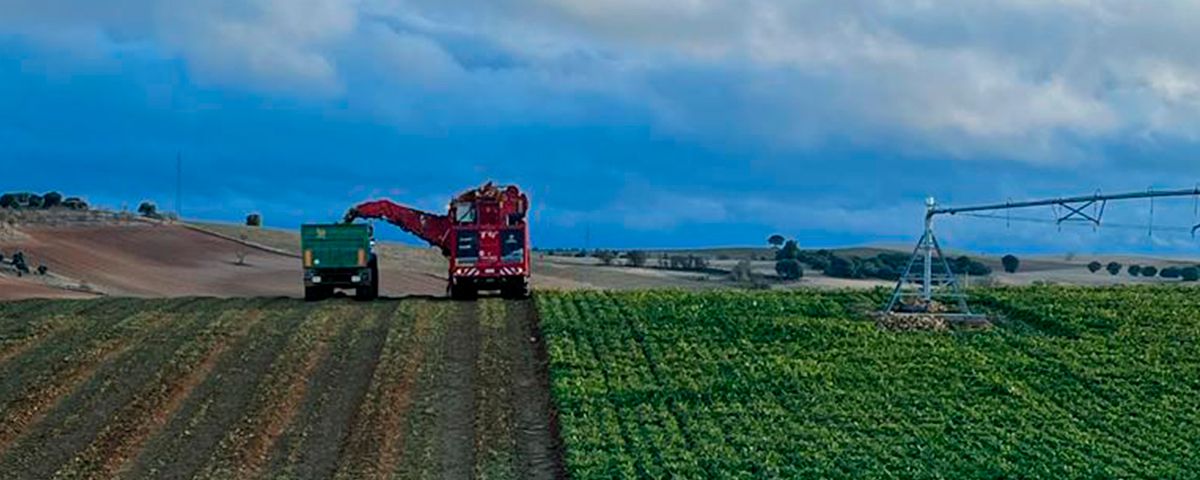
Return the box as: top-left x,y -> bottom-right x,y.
536,287 -> 1200,478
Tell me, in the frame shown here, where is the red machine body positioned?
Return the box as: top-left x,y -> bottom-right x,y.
345,183 -> 531,298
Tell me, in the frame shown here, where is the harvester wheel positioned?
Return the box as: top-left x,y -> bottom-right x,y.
449,283 -> 476,300
356,257 -> 380,301
502,279 -> 530,299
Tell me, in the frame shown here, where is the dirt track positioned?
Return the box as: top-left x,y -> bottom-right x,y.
0,297 -> 564,479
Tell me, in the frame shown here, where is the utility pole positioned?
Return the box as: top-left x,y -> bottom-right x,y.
176,152 -> 182,219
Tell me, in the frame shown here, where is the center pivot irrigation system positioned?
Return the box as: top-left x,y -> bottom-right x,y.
884,187 -> 1200,318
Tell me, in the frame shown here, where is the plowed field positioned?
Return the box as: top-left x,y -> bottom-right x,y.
0,297 -> 563,480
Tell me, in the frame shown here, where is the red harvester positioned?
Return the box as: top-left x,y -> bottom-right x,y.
344,182 -> 531,299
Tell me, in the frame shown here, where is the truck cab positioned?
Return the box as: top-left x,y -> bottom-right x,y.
301,223 -> 379,301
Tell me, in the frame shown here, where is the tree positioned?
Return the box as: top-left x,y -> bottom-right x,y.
1106,262 -> 1122,276
246,213 -> 263,227
767,234 -> 785,248
824,255 -> 857,279
775,240 -> 801,261
731,259 -> 754,282
41,192 -> 63,209
775,259 -> 803,280
137,201 -> 158,218
1001,254 -> 1020,273
1141,266 -> 1159,277
1181,266 -> 1200,282
1161,267 -> 1182,279
594,250 -> 617,266
627,250 -> 648,268
1128,265 -> 1142,277
1087,261 -> 1103,273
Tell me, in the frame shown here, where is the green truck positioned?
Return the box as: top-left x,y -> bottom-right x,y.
301,223 -> 379,301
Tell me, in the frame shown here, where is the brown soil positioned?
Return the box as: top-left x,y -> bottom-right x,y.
0,298 -> 567,480
0,224 -> 445,299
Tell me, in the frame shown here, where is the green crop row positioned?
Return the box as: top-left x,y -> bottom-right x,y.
537,287 -> 1200,479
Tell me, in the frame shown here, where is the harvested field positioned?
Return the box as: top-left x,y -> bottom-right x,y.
0,297 -> 563,480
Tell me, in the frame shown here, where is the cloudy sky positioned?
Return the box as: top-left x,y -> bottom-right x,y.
4,0 -> 1200,253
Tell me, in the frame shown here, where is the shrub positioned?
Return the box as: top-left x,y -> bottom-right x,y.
594,250 -> 617,266
41,192 -> 63,209
1088,261 -> 1103,273
1106,262 -> 1122,276
825,256 -> 857,279
246,213 -> 263,227
1002,254 -> 1020,273
0,193 -> 12,208
768,234 -> 785,248
1128,265 -> 1142,277
627,250 -> 648,268
775,259 -> 803,280
1141,266 -> 1159,278
775,240 -> 801,261
731,260 -> 754,282
1160,267 -> 1182,279
137,201 -> 158,218
1181,267 -> 1200,282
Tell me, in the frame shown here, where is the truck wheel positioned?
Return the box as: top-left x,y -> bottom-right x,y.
305,286 -> 328,302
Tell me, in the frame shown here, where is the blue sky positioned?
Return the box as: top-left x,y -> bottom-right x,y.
4,1 -> 1200,254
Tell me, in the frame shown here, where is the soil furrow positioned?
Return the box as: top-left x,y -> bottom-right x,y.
475,299 -> 517,479
52,301 -> 275,479
510,300 -> 567,480
0,299 -> 221,478
332,301 -> 434,480
265,301 -> 393,479
0,301 -> 192,457
441,301 -> 481,479
195,303 -> 344,479
123,302 -> 312,480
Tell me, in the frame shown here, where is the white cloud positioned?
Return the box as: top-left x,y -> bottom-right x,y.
7,0 -> 1200,164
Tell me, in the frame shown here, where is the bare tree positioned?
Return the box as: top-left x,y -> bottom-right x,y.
235,232 -> 250,266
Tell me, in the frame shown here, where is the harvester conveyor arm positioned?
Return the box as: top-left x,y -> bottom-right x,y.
344,200 -> 454,256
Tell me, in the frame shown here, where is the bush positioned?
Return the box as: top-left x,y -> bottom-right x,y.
627,250 -> 648,268
1088,261 -> 1103,273
1141,266 -> 1159,278
62,197 -> 88,210
1161,267 -> 1182,279
1182,267 -> 1200,282
246,213 -> 263,227
1002,254 -> 1020,273
775,259 -> 803,280
1106,262 -> 1122,276
768,234 -> 785,248
951,256 -> 992,276
0,194 -> 12,208
825,256 -> 857,279
594,250 -> 617,266
731,260 -> 754,282
1128,265 -> 1142,277
137,201 -> 158,218
776,240 -> 801,261
41,192 -> 63,209
26,194 -> 43,209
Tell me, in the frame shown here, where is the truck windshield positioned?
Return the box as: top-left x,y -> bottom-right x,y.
455,202 -> 476,224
